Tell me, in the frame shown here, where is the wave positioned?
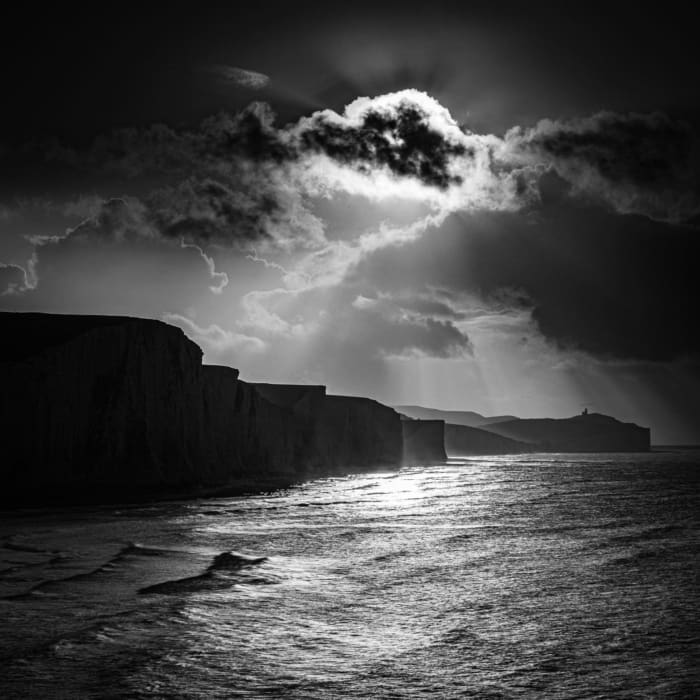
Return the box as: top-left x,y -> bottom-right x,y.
2,541 -> 59,555
138,551 -> 272,596
0,542 -> 193,600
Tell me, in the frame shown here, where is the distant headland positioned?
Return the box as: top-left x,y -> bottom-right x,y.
395,405 -> 651,454
0,313 -> 650,506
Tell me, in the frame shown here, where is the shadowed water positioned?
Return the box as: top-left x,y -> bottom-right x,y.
1,452 -> 698,698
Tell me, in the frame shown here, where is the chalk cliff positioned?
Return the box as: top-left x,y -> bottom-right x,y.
0,312 -> 652,506
1,313 -> 207,500
250,384 -> 403,471
400,418 -> 447,464
319,396 -> 403,470
0,313 -> 403,504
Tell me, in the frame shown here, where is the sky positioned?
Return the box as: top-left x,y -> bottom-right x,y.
1,2 -> 699,443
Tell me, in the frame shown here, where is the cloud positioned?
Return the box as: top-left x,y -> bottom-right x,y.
44,91 -> 528,255
207,65 -> 270,90
210,278 -> 474,394
146,175 -> 325,251
60,194 -> 106,219
378,293 -> 466,320
162,313 -> 267,361
240,281 -> 472,360
291,90 -> 531,215
61,197 -> 154,243
47,102 -> 292,179
18,198 -> 233,297
49,104 -> 322,251
354,204 -> 700,363
503,111 -> 700,222
296,91 -> 470,189
46,91 -> 698,264
342,295 -> 472,359
179,241 -> 229,294
0,256 -> 37,295
0,261 -> 33,295
14,90 -> 700,367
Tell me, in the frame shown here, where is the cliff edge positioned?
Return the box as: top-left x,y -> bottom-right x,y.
0,312 -> 403,505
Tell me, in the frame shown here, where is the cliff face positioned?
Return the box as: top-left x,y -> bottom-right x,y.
1,314 -> 207,496
444,423 -> 531,456
484,413 -> 651,452
0,313 -> 404,503
249,383 -> 327,472
318,396 -> 403,470
401,419 -> 447,464
251,385 -> 403,472
236,381 -> 321,475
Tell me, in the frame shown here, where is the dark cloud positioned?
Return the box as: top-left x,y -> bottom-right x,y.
41,93 -> 700,235
204,106 -> 293,165
33,104 -> 313,252
299,102 -> 469,189
147,179 -> 279,245
31,93 -> 475,255
49,93 -> 471,193
63,198 -> 150,243
52,103 -> 292,176
525,211 -> 700,361
9,92 -> 700,318
505,111 -> 700,221
356,196 -> 700,363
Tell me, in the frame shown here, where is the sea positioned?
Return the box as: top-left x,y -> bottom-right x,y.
1,451 -> 698,699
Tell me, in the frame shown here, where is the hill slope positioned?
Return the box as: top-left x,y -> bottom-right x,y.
394,405 -> 518,428
484,413 -> 650,452
444,424 -> 532,455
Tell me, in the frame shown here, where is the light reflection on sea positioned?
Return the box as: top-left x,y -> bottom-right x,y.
1,451 -> 699,698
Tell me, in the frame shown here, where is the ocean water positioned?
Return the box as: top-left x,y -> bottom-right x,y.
1,451 -> 699,699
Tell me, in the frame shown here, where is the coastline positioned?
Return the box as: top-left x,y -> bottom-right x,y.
0,312 -> 652,510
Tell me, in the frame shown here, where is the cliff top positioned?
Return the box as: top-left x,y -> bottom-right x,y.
252,383 -> 327,409
328,394 -> 400,412
0,312 -> 193,362
495,412 -> 647,430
